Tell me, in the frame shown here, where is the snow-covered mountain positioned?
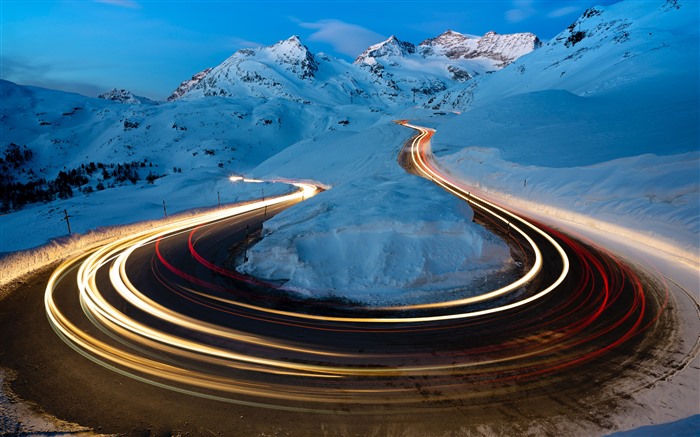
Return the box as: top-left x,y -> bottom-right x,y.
419,30 -> 542,66
167,68 -> 212,101
98,88 -> 158,105
7,27 -> 545,221
354,35 -> 417,64
171,36 -> 381,106
170,30 -> 540,106
352,30 -> 540,100
356,30 -> 540,66
426,0 -> 697,111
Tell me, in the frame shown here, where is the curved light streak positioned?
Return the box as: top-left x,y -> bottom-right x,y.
43,129 -> 665,412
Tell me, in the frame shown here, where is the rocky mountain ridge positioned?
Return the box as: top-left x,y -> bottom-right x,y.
356,30 -> 542,66
98,88 -> 158,105
170,29 -> 542,105
354,35 -> 417,64
167,68 -> 213,101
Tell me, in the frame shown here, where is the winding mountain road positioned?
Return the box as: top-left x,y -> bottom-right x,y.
0,123 -> 692,435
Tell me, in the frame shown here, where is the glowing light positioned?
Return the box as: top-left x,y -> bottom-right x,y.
43,126 -> 661,412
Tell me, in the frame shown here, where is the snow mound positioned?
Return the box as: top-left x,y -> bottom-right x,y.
240,179 -> 510,303
240,124 -> 512,304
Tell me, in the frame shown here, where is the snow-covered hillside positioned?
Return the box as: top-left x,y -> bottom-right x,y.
0,78 -> 391,251
426,0 -> 698,110
427,0 -> 699,260
0,79 -> 367,181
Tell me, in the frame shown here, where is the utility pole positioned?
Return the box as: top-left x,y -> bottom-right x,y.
162,200 -> 167,217
244,224 -> 249,263
62,209 -> 72,235
218,191 -> 221,208
261,188 -> 265,201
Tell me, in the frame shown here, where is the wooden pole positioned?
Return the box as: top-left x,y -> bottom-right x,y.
63,209 -> 72,235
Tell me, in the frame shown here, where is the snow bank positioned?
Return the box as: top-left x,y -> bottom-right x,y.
240,176 -> 510,304
241,122 -> 511,304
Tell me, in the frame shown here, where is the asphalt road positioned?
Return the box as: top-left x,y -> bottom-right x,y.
0,126 -> 686,436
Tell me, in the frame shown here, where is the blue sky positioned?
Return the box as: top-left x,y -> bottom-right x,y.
1,0 -> 622,100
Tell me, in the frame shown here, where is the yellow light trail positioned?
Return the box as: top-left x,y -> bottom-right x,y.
41,134 -> 599,412
400,123 -> 570,315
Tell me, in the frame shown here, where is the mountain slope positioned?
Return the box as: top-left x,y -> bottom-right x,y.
426,0 -> 698,110
167,68 -> 213,101
428,0 -> 699,258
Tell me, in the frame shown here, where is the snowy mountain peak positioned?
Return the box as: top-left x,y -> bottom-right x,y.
420,29 -> 473,47
550,0 -> 686,50
419,30 -> 541,65
425,0 -> 698,112
170,35 -> 330,102
419,30 -> 474,58
354,35 -> 416,65
98,88 -> 156,104
265,35 -> 318,79
167,68 -> 212,101
475,31 -> 542,65
269,35 -> 305,52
